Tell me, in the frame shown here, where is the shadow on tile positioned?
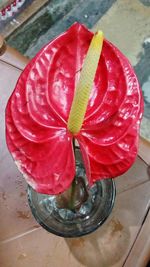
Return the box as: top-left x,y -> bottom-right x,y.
65,218 -> 130,267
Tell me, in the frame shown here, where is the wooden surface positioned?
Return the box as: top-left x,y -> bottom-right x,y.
0,48 -> 150,267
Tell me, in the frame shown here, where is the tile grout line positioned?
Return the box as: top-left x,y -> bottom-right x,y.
0,226 -> 41,245
122,206 -> 150,267
0,59 -> 24,71
138,154 -> 150,168
117,179 -> 150,195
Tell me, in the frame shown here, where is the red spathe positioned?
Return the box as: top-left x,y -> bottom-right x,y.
5,23 -> 144,194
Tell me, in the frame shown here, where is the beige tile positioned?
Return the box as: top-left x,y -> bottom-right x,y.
140,117 -> 150,146
124,210 -> 150,267
139,137 -> 150,165
0,181 -> 149,267
0,62 -> 38,242
65,181 -> 150,267
93,0 -> 150,66
1,46 -> 29,70
0,61 -> 20,172
0,154 -> 38,242
115,156 -> 149,194
0,228 -> 81,267
0,61 -> 21,155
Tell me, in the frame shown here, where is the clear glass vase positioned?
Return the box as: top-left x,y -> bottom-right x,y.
27,148 -> 116,238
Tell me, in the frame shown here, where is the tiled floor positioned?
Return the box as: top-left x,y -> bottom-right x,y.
0,57 -> 150,266
0,159 -> 150,267
0,1 -> 150,266
124,211 -> 150,267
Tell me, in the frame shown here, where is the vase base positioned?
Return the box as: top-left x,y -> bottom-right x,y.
28,178 -> 116,238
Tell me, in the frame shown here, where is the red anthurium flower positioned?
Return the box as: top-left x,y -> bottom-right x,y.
5,23 -> 143,195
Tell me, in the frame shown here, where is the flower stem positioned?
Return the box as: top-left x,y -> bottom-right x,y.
68,138 -> 76,211
69,178 -> 76,211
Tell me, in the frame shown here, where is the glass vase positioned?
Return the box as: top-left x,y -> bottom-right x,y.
27,148 -> 116,238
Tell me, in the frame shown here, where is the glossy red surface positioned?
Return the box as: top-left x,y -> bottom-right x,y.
5,23 -> 144,194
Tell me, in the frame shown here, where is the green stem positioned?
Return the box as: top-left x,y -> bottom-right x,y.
69,178 -> 76,211
68,138 -> 76,211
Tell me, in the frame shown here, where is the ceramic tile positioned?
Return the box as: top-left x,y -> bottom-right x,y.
93,0 -> 150,66
0,62 -> 38,242
124,210 -> 150,267
0,61 -> 21,155
65,181 -> 150,267
139,137 -> 150,165
0,154 -> 39,242
1,47 -> 29,70
0,181 -> 149,267
0,61 -> 21,164
115,156 -> 149,194
0,228 -> 81,267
